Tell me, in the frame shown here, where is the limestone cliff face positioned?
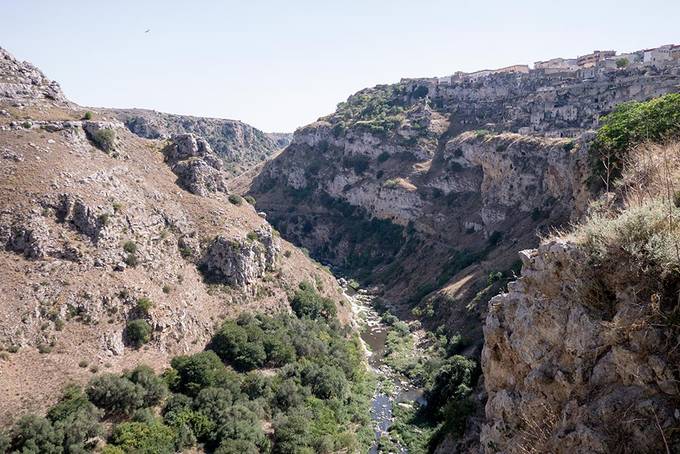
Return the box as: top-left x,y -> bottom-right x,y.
481,240 -> 679,453
250,63 -> 680,338
110,108 -> 289,177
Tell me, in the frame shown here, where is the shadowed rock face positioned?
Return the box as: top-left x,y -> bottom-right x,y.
110,108 -> 290,177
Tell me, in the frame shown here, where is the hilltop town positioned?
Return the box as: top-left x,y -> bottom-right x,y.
430,43 -> 680,83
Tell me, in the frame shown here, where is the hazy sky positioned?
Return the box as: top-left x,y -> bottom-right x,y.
2,0 -> 679,132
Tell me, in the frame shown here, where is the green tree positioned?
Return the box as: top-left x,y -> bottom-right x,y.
125,319 -> 152,347
47,385 -> 103,453
125,365 -> 168,407
170,351 -> 238,396
110,421 -> 176,454
289,284 -> 337,321
7,415 -> 62,454
86,374 -> 145,417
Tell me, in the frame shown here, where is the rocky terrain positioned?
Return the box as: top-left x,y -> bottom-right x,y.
247,53 -> 680,452
482,140 -> 680,453
249,61 -> 680,341
0,47 -> 344,424
109,108 -> 291,177
4,40 -> 680,454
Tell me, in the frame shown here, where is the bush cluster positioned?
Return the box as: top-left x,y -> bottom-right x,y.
91,128 -> 116,152
591,93 -> 680,183
3,285 -> 371,453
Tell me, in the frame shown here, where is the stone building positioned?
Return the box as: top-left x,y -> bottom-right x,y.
644,45 -> 673,66
576,50 -> 616,68
534,57 -> 578,71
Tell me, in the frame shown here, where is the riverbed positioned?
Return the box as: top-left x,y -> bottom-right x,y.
343,284 -> 425,453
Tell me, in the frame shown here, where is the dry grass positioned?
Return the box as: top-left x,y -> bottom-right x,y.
558,141 -> 680,276
514,402 -> 559,454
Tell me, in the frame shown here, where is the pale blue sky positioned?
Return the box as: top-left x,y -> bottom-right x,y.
2,0 -> 679,132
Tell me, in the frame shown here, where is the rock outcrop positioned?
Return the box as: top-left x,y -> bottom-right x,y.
110,108 -> 288,177
163,133 -> 230,196
200,227 -> 280,287
481,240 -> 679,453
0,48 -> 68,107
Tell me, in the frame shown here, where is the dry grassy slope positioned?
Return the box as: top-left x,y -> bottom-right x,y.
0,51 -> 345,425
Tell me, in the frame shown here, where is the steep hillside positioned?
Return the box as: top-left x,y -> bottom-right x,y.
109,108 -> 290,177
0,47 -> 345,427
250,60 -> 680,342
482,139 -> 680,453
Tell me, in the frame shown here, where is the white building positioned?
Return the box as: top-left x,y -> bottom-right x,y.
644,45 -> 673,66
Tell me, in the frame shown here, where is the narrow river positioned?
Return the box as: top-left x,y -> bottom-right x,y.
343,283 -> 425,453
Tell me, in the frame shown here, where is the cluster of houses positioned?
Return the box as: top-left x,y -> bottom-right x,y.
433,44 -> 680,84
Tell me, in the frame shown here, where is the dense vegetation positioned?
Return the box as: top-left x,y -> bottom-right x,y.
375,313 -> 479,453
591,93 -> 680,184
1,284 -> 373,453
331,85 -> 408,136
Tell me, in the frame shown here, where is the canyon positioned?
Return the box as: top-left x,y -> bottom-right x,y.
2,41 -> 680,453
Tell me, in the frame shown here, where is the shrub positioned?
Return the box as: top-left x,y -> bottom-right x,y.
137,297 -> 153,314
228,194 -> 243,206
123,240 -> 137,254
86,374 -> 145,416
125,365 -> 168,407
126,319 -> 152,347
383,178 -> 399,188
6,415 -> 62,453
110,421 -> 176,454
211,321 -> 266,370
47,385 -> 103,452
616,58 -> 629,68
591,93 -> 680,183
92,128 -> 116,152
125,253 -> 138,267
170,351 -> 238,396
301,364 -> 348,400
83,111 -> 93,120
216,438 -> 260,454
289,283 -> 336,321
241,372 -> 272,400
244,195 -> 256,205
272,410 -> 312,453
425,355 -> 476,418
377,151 -> 390,163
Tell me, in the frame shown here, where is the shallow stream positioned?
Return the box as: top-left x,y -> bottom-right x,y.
344,285 -> 425,453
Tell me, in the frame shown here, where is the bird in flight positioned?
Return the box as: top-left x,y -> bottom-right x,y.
145,29 -> 151,33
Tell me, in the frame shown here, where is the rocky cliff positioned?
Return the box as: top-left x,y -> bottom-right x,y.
482,139 -> 680,452
249,61 -> 680,341
246,57 -> 680,452
109,108 -> 290,177
0,47 -> 343,424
